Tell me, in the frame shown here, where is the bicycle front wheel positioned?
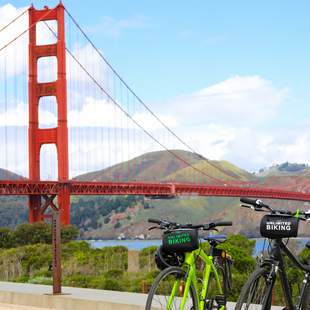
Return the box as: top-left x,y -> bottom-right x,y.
235,268 -> 273,310
145,266 -> 198,310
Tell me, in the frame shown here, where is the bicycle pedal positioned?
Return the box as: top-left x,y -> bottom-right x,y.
214,295 -> 226,307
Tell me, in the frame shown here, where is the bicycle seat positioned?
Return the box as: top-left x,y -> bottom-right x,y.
305,241 -> 310,249
204,235 -> 227,243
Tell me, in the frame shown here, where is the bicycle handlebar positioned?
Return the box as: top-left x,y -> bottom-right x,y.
240,198 -> 310,220
148,218 -> 232,231
215,221 -> 233,227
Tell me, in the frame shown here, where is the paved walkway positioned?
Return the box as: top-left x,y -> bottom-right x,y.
0,282 -> 284,309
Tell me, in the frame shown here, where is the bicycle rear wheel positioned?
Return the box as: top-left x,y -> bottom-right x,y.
145,266 -> 198,310
235,268 -> 274,310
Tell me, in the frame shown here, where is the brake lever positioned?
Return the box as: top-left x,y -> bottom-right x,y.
148,226 -> 158,231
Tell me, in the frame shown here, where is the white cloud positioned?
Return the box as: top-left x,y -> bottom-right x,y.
161,75 -> 310,171
0,101 -> 28,126
1,73 -> 309,178
169,75 -> 289,126
68,97 -> 129,128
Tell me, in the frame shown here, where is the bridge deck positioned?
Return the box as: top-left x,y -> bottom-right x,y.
0,180 -> 310,201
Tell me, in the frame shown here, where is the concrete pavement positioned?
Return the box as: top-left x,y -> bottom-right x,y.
0,282 -> 285,309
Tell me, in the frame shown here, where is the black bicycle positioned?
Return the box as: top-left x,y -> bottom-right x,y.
235,198 -> 310,310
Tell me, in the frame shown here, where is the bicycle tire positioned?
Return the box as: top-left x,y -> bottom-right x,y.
300,283 -> 310,310
235,267 -> 274,310
145,266 -> 198,310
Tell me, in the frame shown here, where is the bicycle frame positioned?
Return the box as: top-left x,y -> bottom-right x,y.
261,239 -> 310,310
168,241 -> 225,310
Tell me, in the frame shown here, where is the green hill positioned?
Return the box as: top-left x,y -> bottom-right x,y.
76,150 -> 255,183
76,150 -> 205,182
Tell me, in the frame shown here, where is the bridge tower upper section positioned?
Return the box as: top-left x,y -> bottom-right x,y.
28,3 -> 70,224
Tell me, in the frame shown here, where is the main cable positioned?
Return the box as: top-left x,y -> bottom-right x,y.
0,8 -> 28,34
0,7 -> 56,53
43,21 -> 224,184
64,7 -> 197,154
64,7 -> 247,183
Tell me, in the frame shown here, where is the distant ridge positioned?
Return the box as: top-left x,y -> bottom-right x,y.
257,162 -> 310,177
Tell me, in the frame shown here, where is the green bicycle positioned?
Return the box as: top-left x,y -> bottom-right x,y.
145,218 -> 233,310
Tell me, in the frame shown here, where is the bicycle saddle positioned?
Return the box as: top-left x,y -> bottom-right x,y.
306,241 -> 310,249
204,234 -> 227,243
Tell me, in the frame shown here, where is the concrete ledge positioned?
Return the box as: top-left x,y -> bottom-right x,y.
0,303 -> 54,310
0,282 -> 284,310
0,282 -> 145,310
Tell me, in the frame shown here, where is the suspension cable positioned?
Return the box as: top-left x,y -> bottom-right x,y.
44,21 -> 224,184
64,8 -> 197,154
63,8 -> 246,183
0,8 -> 28,34
0,7 -> 56,53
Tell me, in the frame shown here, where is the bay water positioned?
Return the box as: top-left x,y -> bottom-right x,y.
89,238 -> 309,256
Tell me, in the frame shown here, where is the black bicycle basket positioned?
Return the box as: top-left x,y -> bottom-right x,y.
162,229 -> 199,253
260,214 -> 299,239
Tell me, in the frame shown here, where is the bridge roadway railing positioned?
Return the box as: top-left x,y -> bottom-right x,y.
0,180 -> 310,201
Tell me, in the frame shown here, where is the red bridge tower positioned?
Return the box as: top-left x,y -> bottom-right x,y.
28,4 -> 70,224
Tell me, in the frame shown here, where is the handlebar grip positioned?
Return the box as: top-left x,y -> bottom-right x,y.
240,197 -> 259,206
215,221 -> 233,227
148,218 -> 161,224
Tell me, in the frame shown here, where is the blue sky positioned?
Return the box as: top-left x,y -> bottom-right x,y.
0,0 -> 310,175
4,0 -> 308,102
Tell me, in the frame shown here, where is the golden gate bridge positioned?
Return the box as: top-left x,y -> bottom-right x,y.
1,2 -> 310,227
